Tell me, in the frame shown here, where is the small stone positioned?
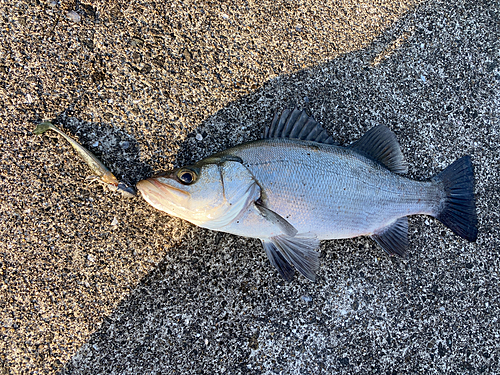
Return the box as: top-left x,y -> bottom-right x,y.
111,217 -> 119,226
120,141 -> 130,149
67,11 -> 81,23
195,133 -> 203,141
92,141 -> 99,147
301,295 -> 312,303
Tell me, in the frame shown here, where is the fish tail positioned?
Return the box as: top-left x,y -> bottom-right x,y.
432,155 -> 478,241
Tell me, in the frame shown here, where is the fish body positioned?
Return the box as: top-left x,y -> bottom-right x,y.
211,138 -> 441,240
34,110 -> 477,281
137,109 -> 478,281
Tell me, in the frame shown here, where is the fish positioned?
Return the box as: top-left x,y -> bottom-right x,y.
34,122 -> 136,198
137,108 -> 477,281
35,109 -> 478,282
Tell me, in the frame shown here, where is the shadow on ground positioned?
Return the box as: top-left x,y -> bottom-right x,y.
59,1 -> 500,374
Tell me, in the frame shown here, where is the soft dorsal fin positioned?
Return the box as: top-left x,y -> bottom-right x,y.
263,108 -> 336,145
348,125 -> 408,174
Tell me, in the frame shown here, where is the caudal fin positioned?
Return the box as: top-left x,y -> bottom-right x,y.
432,156 -> 478,241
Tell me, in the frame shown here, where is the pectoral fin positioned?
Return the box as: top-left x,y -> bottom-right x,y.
262,235 -> 320,281
254,203 -> 319,281
254,202 -> 298,237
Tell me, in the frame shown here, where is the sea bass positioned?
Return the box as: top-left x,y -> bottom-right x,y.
137,109 -> 478,281
35,109 -> 478,282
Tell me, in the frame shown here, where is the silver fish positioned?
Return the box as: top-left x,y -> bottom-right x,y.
137,109 -> 477,281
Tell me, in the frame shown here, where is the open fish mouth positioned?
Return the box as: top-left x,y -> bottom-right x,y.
138,177 -> 190,197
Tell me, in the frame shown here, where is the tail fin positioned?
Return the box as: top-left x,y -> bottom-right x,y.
432,156 -> 478,241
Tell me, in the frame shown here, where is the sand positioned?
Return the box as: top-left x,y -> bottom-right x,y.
1,0 -> 499,373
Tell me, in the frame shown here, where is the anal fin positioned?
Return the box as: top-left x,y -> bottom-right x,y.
371,217 -> 408,257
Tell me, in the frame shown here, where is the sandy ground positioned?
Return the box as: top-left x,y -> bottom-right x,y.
1,0 -> 499,374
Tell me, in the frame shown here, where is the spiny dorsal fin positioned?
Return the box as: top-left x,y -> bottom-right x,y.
348,125 -> 408,174
263,108 -> 336,145
371,216 -> 408,257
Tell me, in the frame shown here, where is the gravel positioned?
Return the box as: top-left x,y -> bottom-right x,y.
1,0 -> 498,374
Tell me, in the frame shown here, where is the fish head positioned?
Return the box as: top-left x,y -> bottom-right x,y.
136,156 -> 260,229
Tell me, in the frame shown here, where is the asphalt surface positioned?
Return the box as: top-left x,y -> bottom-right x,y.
1,0 -> 499,374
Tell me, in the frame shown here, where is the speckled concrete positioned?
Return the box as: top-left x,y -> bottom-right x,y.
1,0 -> 499,374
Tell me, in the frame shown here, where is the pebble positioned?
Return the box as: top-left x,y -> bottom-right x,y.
301,295 -> 312,303
120,141 -> 130,149
67,11 -> 81,23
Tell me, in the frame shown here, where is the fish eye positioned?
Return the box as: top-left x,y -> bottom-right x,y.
177,169 -> 196,185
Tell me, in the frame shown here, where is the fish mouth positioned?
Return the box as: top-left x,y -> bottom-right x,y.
136,177 -> 190,214
137,177 -> 189,198
146,178 -> 189,196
